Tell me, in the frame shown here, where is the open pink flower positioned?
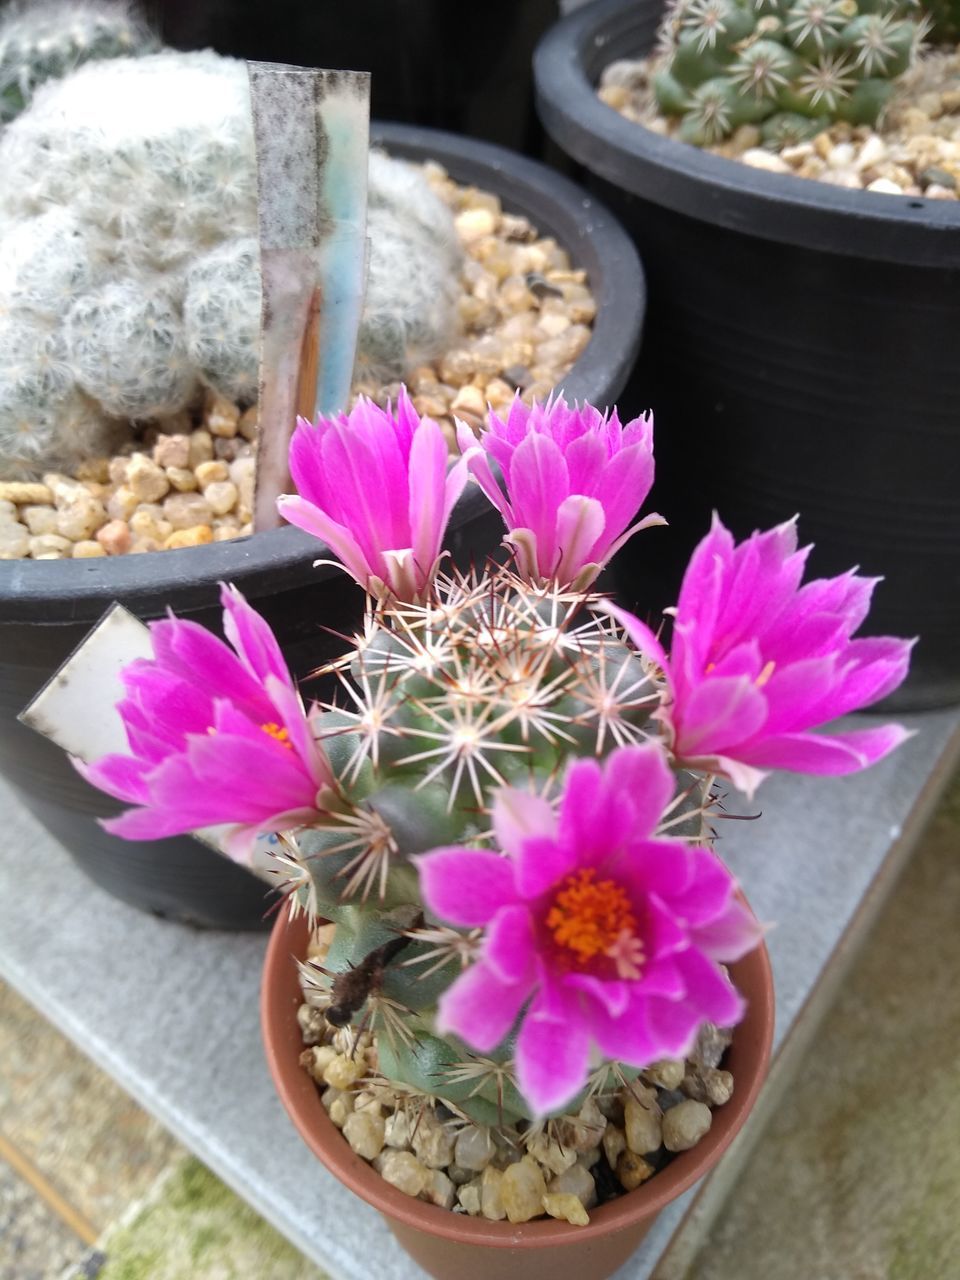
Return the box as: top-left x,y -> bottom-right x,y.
417,743 -> 761,1116
74,585 -> 334,862
277,388 -> 468,602
604,515 -> 914,797
456,394 -> 663,590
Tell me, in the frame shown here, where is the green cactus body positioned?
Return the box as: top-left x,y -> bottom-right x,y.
279,567 -> 712,1125
655,0 -> 933,145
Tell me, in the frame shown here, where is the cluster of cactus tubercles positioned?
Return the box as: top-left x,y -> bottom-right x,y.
280,566 -> 703,1126
654,0 -> 936,145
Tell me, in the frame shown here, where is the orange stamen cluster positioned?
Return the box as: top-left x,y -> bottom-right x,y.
546,867 -> 639,971
261,721 -> 293,749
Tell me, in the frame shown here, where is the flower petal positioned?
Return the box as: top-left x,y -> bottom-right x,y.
417,848 -> 518,927
492,786 -> 557,860
552,494 -> 606,585
737,723 -> 914,775
485,904 -> 537,985
515,982 -> 591,1115
436,960 -> 533,1053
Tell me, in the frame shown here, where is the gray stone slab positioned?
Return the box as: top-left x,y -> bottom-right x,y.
0,705 -> 958,1280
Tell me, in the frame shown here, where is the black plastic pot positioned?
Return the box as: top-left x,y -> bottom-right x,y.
150,0 -> 560,157
0,123 -> 645,930
535,0 -> 960,710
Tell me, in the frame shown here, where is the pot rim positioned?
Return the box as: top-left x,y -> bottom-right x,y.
0,121 -> 645,622
533,0 -> 960,268
261,905 -> 774,1248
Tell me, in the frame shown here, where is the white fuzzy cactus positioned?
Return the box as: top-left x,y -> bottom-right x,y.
0,50 -> 464,480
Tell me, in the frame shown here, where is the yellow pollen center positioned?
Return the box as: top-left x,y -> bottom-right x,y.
545,868 -> 639,972
261,721 -> 293,749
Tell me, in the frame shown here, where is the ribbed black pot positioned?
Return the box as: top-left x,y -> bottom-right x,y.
535,0 -> 960,710
0,123 -> 646,930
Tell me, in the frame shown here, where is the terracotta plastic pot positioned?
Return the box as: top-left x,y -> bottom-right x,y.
534,0 -> 960,711
2,122 -> 646,930
261,909 -> 774,1280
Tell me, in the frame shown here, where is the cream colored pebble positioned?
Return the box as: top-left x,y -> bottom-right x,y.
164,525 -> 213,549
72,540 -> 107,558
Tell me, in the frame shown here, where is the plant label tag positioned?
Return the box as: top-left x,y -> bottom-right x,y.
18,604 -> 277,882
248,62 -> 371,532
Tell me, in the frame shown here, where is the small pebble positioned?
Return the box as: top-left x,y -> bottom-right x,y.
542,1193 -> 590,1226
195,459 -> 230,489
526,1133 -> 577,1176
343,1111 -> 386,1161
377,1150 -> 428,1197
741,149 -> 791,174
411,1110 -> 456,1170
153,434 -> 191,469
421,1169 -> 456,1210
454,1127 -> 496,1172
126,455 -> 170,503
29,533 -> 73,557
0,482 -> 53,504
384,1111 -> 413,1149
57,496 -> 107,541
602,1125 -> 627,1169
22,505 -> 60,536
616,1150 -> 655,1191
322,1054 -> 364,1091
107,486 -> 139,522
547,1162 -> 596,1210
165,466 -> 199,493
206,395 -> 240,438
624,1096 -> 663,1155
455,208 -> 497,241
642,1059 -> 685,1090
72,540 -> 106,558
0,524 -> 30,558
480,1166 -> 506,1220
457,1181 -> 482,1216
204,480 -> 238,516
188,429 -> 215,468
164,525 -> 214,549
500,1158 -> 547,1224
96,520 -> 131,555
164,493 -> 214,530
662,1100 -> 713,1153
328,1095 -> 353,1129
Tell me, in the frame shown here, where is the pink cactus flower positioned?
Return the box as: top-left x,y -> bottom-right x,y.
456,394 -> 663,590
74,585 -> 334,862
604,515 -> 914,797
277,388 -> 468,603
417,743 -> 761,1116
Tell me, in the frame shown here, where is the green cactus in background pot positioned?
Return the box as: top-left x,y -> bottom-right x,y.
654,0 -> 933,144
